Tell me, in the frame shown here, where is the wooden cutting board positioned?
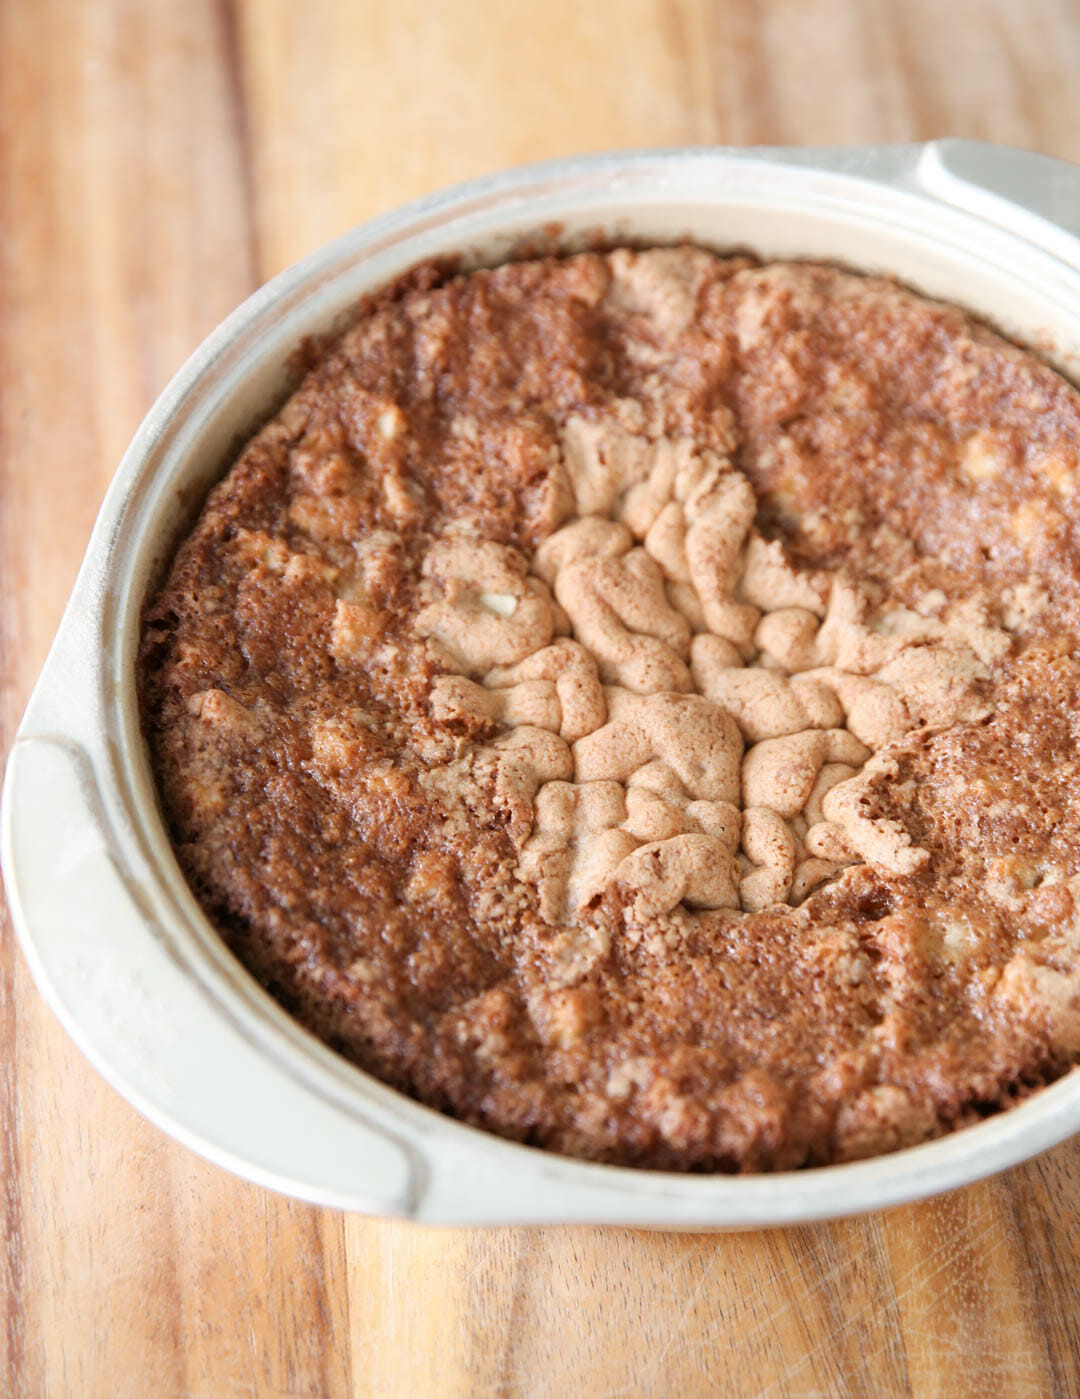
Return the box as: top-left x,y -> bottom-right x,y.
3,2 -> 1080,1394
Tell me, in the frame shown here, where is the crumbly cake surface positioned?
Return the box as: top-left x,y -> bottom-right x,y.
140,248 -> 1080,1170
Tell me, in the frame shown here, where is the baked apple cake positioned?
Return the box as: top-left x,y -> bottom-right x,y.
140,248 -> 1080,1170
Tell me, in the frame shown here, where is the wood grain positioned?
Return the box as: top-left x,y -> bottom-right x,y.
3,1 -> 1080,1394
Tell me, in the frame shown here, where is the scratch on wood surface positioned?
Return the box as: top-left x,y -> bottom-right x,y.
631,1239 -> 856,1387
997,1155 -> 1080,1397
463,1233 -> 509,1286
638,1248 -> 723,1386
889,1218 -> 1004,1308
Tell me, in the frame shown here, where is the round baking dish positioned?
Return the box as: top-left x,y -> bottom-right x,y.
5,140 -> 1080,1228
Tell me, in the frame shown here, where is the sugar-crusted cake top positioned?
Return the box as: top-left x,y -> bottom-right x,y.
416,382 -> 1015,928
141,247 -> 1080,1171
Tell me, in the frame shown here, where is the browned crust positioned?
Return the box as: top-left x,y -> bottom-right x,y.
140,249 -> 1080,1171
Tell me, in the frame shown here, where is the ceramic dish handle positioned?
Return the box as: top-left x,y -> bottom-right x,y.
914,138 -> 1080,264
1,733 -> 423,1214
761,139 -> 1080,266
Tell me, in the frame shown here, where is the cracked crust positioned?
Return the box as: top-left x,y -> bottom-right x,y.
141,248 -> 1080,1171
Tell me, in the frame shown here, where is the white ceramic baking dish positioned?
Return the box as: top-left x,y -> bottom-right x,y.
4,140 -> 1080,1228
